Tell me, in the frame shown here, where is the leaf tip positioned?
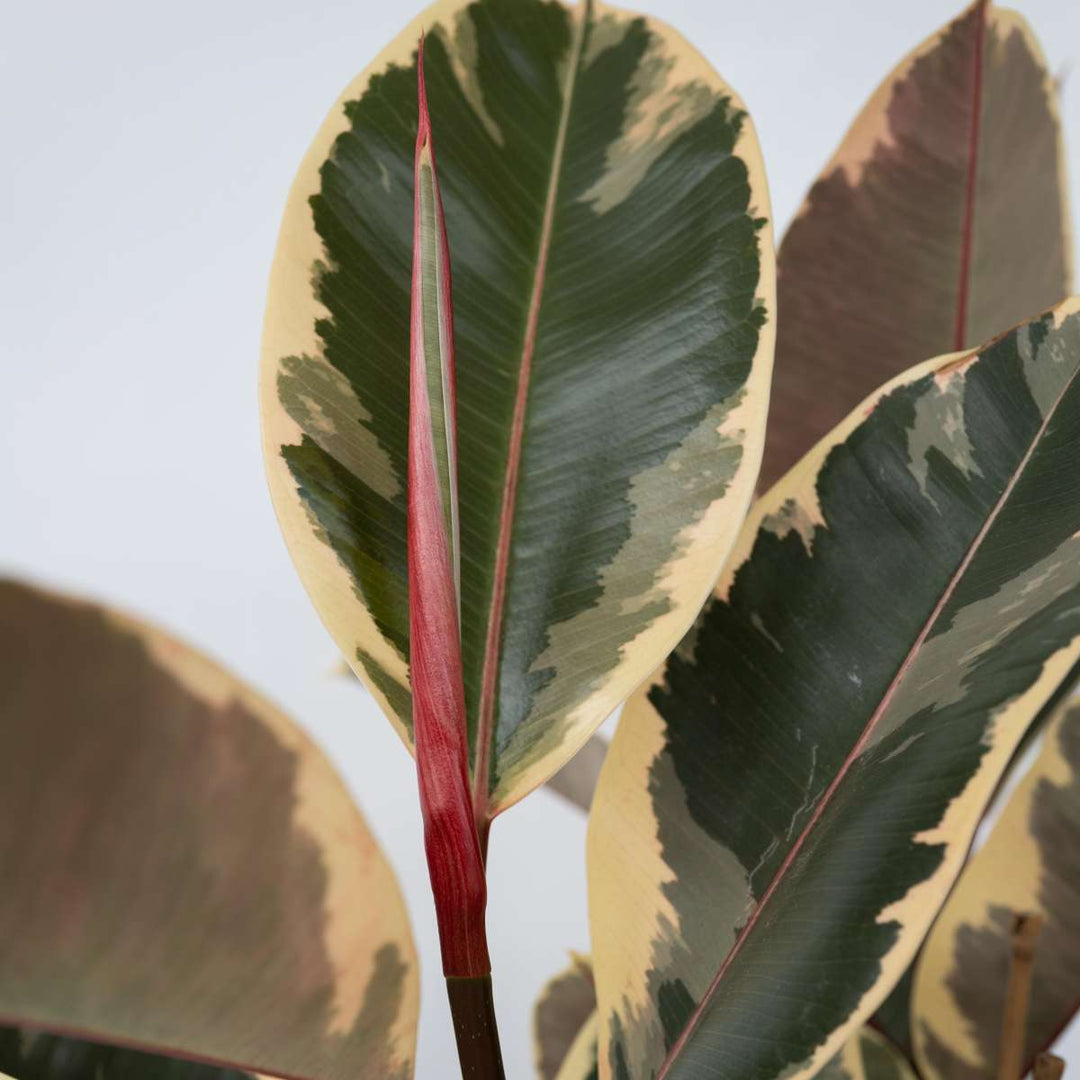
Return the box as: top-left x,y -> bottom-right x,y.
417,31 -> 431,146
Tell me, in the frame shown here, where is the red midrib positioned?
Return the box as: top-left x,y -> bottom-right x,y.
953,0 -> 988,351
470,9 -> 587,833
656,351 -> 1079,1077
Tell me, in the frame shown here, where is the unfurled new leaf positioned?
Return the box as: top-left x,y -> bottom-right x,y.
588,299 -> 1080,1079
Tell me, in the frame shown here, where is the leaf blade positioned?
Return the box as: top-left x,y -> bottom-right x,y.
911,697 -> 1080,1080
761,1 -> 1071,491
534,956 -> 596,1080
588,299 -> 1080,1079
260,0 -> 775,821
0,579 -> 418,1080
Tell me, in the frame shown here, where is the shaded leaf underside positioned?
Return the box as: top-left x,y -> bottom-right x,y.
818,1029 -> 917,1080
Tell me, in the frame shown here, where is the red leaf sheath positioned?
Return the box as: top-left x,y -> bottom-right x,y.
408,35 -> 489,979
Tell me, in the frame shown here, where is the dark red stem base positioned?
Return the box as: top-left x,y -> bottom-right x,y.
446,975 -> 506,1079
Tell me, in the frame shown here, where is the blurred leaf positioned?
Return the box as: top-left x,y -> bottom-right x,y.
0,580 -> 418,1080
534,955 -> 596,1080
762,0 -> 1070,490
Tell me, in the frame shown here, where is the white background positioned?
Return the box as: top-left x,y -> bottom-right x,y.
2,0 -> 1079,1076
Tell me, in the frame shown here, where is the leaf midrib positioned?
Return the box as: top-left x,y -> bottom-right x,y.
470,2 -> 590,829
657,352 -> 1080,1077
952,0 -> 988,351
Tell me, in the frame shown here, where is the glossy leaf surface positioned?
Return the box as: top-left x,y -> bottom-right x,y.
0,580 -> 418,1080
260,0 -> 775,822
868,663 -> 1080,1053
912,698 -> 1080,1080
588,300 -> 1080,1079
761,0 -> 1070,490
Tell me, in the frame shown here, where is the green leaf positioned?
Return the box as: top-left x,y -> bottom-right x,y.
761,0 -> 1070,491
868,662 -> 1080,1054
911,697 -> 1080,1080
587,299 -> 1080,1079
0,1027 -> 254,1080
260,0 -> 775,823
0,580 -> 418,1080
868,970 -> 916,1062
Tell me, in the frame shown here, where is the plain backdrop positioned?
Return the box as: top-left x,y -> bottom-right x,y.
2,0 -> 1079,1076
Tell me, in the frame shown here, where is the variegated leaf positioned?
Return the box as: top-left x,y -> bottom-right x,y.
535,955 -> 597,1080
0,579 -> 418,1080
260,0 -> 774,824
869,665 -> 1080,1055
761,0 -> 1070,491
818,1029 -> 918,1080
587,299 -> 1080,1079
911,697 -> 1080,1080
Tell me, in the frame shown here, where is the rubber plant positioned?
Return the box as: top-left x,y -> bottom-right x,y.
1,1 -> 1079,1080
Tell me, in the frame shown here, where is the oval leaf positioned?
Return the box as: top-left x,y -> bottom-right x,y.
911,697 -> 1080,1080
260,0 -> 775,821
587,299 -> 1080,1079
0,580 -> 418,1080
761,0 -> 1070,491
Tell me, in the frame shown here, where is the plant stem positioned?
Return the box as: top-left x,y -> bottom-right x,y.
997,912 -> 1043,1080
446,975 -> 506,1080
